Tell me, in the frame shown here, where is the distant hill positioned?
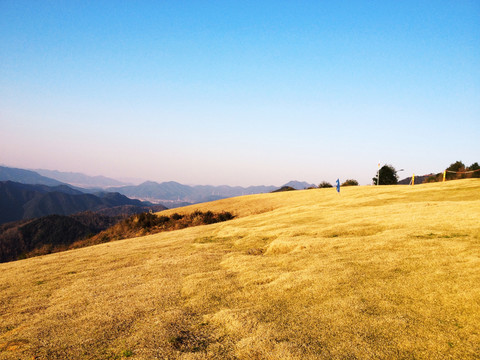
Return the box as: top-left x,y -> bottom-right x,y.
272,186 -> 296,193
398,174 -> 436,185
282,180 -> 316,189
35,169 -> 130,188
191,184 -> 278,199
109,181 -> 308,204
0,181 -> 164,225
3,166 -> 314,204
113,181 -> 194,201
0,166 -> 64,186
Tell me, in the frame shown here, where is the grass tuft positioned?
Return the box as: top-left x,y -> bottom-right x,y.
121,349 -> 133,357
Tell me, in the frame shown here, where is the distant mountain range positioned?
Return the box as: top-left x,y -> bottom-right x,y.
108,180 -> 315,204
0,181 -> 166,225
0,166 -> 65,187
1,165 -> 316,206
34,169 -> 130,188
108,181 -> 277,204
282,180 -> 316,189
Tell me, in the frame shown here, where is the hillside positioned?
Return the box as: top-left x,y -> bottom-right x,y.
35,169 -> 130,188
0,208 -> 228,263
0,181 -> 156,224
0,179 -> 479,359
0,212 -> 122,263
2,166 -> 312,204
0,166 -> 64,186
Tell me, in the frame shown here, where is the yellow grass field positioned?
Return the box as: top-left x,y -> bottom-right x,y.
1,179 -> 479,359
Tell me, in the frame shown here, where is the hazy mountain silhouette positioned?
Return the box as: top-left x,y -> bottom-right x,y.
0,181 -> 162,225
110,181 -> 279,203
114,181 -> 193,200
0,166 -> 65,186
4,165 -> 315,205
35,169 -> 130,188
282,180 -> 316,189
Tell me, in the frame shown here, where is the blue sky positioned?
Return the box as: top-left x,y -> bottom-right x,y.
1,1 -> 479,186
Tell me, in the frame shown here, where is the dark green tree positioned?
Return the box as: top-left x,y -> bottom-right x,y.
318,181 -> 333,188
341,179 -> 358,186
446,161 -> 466,180
447,160 -> 465,172
372,164 -> 398,185
469,162 -> 480,178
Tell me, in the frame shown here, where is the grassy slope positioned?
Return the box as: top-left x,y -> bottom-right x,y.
1,180 -> 479,359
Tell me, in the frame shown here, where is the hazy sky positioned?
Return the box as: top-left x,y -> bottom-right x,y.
1,1 -> 479,186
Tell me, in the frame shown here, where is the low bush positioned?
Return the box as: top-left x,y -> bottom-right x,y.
341,179 -> 359,186
88,210 -> 236,245
217,211 -> 234,222
424,175 -> 440,183
171,213 -> 184,220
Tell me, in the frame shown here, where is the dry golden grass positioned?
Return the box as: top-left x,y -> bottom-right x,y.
1,179 -> 479,359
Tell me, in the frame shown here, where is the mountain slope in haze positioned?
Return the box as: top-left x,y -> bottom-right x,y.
35,169 -> 130,188
0,181 -> 156,224
0,166 -> 65,186
114,181 -> 194,201
282,180 -> 316,189
4,166 -> 312,204
191,184 -> 279,198
110,181 -> 287,203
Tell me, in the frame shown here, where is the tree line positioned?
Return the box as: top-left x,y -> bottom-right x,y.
315,160 -> 479,188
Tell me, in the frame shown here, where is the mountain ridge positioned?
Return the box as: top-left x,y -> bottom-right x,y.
34,168 -> 130,188
0,166 -> 65,186
0,181 -> 166,225
109,181 -> 311,204
2,165 -> 316,205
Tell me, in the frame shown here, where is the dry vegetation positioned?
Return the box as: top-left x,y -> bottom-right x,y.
1,179 -> 479,359
69,210 -> 234,250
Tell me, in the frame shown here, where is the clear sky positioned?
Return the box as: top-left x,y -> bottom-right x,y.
1,1 -> 479,186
